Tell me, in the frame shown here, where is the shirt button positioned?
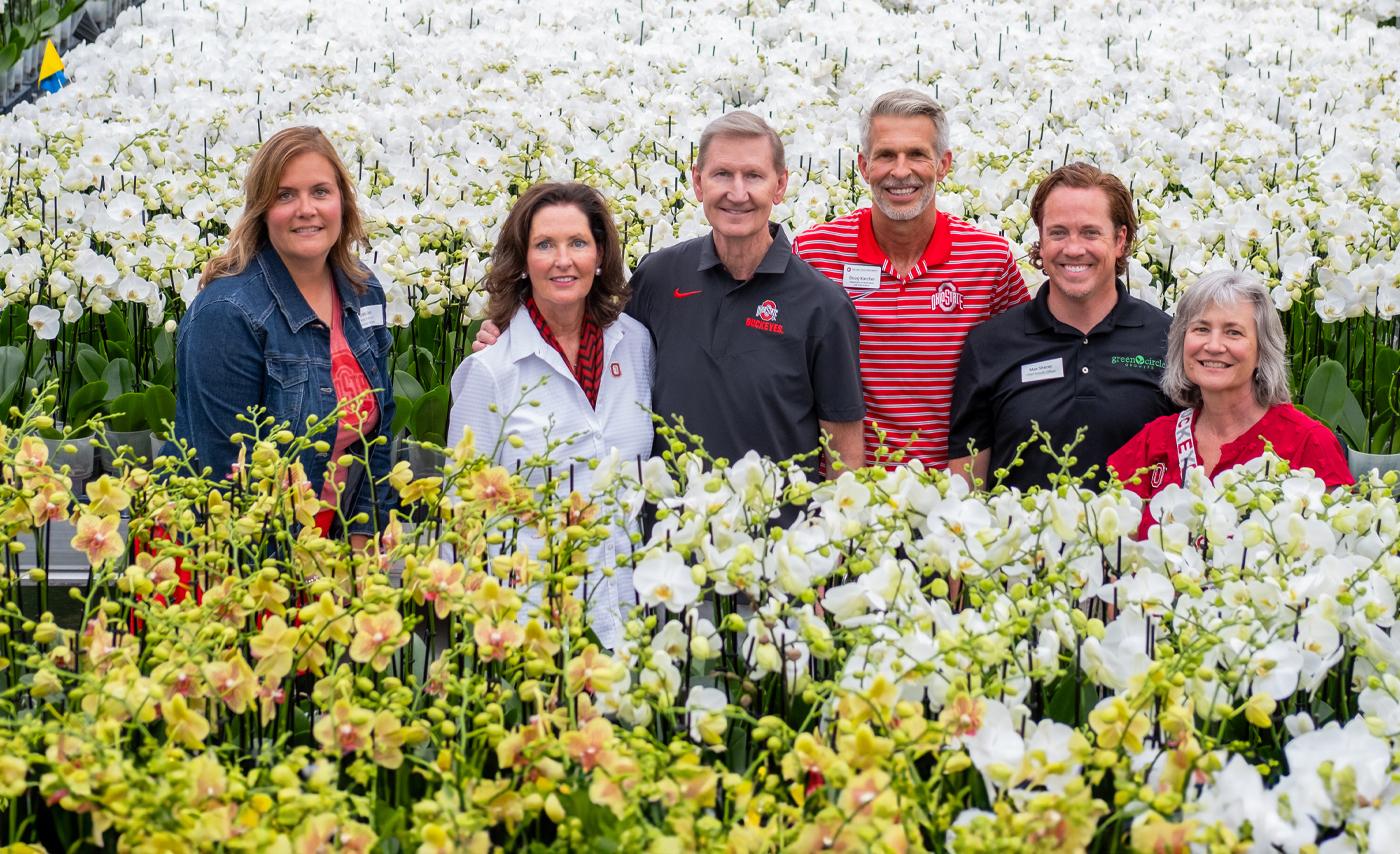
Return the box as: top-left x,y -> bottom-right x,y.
1082,337 -> 1089,344
1081,366 -> 1089,374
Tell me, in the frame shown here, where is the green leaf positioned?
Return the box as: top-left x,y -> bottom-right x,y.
101,357 -> 136,399
411,346 -> 438,389
415,313 -> 443,354
106,392 -> 148,432
409,385 -> 449,445
65,381 -> 109,436
104,307 -> 131,344
0,345 -> 25,416
1375,347 -> 1400,417
389,395 -> 413,439
394,370 -> 424,402
1370,416 -> 1394,456
1338,394 -> 1368,451
145,385 -> 177,438
153,327 -> 175,366
35,6 -> 60,34
1299,358 -> 1355,425
1044,676 -> 1095,726
150,360 -> 176,390
76,346 -> 108,384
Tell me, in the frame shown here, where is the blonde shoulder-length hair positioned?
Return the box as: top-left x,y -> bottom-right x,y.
200,126 -> 369,292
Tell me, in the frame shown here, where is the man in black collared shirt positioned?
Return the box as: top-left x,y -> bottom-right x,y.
947,163 -> 1174,490
627,112 -> 865,471
474,113 -> 866,473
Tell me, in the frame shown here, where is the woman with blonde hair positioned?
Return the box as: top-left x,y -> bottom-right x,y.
175,126 -> 395,544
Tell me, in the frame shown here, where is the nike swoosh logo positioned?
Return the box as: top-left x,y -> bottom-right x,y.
673,289 -> 702,298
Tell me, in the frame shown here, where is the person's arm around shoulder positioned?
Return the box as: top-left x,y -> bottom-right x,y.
473,320 -> 501,352
811,287 -> 866,471
946,327 -> 993,488
174,292 -> 266,482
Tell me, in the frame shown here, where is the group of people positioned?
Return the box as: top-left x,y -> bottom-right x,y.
173,88 -> 1354,640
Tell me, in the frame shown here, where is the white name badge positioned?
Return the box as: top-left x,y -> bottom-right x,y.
842,263 -> 881,291
1020,357 -> 1064,383
358,304 -> 386,328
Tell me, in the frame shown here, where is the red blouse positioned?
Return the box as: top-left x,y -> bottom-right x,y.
318,291 -> 380,507
1107,403 -> 1353,537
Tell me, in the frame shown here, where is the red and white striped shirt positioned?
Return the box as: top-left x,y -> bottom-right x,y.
793,208 -> 1029,468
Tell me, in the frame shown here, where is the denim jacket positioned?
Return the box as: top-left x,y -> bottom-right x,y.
174,243 -> 397,535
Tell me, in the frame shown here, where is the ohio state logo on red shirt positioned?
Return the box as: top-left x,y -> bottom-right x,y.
931,282 -> 963,312
745,299 -> 784,334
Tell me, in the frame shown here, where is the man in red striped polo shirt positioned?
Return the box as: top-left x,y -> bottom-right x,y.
793,89 -> 1029,469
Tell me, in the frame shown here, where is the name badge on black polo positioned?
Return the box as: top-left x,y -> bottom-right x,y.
1020,358 -> 1064,383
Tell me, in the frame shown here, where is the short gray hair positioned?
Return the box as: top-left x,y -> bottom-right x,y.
695,111 -> 785,174
860,88 -> 949,157
1162,270 -> 1291,410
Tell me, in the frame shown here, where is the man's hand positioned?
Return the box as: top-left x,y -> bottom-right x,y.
472,320 -> 502,353
947,451 -> 989,489
821,420 -> 865,473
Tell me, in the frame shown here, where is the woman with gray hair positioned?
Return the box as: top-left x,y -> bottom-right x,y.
1108,269 -> 1351,534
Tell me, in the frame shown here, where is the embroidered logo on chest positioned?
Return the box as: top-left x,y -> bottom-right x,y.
931,282 -> 963,312
1111,354 -> 1167,370
745,299 -> 785,335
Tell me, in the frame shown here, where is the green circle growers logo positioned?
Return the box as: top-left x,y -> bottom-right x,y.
1111,354 -> 1166,370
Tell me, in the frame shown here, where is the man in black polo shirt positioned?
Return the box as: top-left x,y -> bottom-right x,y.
628,112 -> 865,471
947,163 -> 1174,490
473,113 -> 865,473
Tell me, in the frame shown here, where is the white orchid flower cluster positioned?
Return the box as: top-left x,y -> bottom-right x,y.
0,0 -> 1394,347
560,437 -> 1400,850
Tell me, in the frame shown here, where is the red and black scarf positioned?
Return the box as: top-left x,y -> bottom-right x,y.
524,296 -> 604,408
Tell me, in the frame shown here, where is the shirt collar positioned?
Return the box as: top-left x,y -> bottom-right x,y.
697,222 -> 794,280
257,243 -> 363,332
854,208 -> 952,275
1024,279 -> 1141,335
506,303 -> 551,366
505,302 -> 630,369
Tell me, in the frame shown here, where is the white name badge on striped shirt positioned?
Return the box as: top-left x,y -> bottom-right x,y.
1020,357 -> 1064,383
842,263 -> 881,291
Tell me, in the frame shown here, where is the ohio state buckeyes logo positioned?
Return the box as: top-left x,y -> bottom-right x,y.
931,282 -> 963,312
745,299 -> 784,335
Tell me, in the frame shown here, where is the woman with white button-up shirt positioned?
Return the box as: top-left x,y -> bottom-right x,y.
447,183 -> 653,649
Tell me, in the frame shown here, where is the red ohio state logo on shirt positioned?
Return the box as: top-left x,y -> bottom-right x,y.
746,299 -> 784,334
931,282 -> 963,312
